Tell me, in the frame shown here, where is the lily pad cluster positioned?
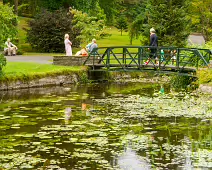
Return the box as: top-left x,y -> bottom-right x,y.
0,83 -> 211,169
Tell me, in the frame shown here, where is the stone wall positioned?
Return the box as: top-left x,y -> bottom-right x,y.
0,74 -> 79,90
53,56 -> 100,66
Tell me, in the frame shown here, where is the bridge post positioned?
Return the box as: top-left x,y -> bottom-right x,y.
138,47 -> 142,69
176,48 -> 180,70
158,47 -> 161,70
196,50 -> 199,69
123,48 -> 127,68
106,48 -> 111,70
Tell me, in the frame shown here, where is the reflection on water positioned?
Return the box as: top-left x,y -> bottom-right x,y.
118,147 -> 150,170
0,82 -> 211,169
64,107 -> 72,124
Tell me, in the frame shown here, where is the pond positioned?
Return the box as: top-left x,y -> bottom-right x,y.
0,82 -> 211,169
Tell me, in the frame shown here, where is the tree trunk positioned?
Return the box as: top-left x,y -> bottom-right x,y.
14,0 -> 18,15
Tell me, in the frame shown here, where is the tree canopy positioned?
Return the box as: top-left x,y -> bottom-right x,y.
2,0 -> 212,47
0,3 -> 18,48
190,0 -> 212,42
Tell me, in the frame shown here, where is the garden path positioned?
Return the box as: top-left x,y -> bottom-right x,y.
6,55 -> 53,64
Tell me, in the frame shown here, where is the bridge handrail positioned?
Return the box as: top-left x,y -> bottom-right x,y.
84,46 -> 211,70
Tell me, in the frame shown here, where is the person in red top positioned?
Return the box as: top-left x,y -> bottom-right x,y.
75,47 -> 88,56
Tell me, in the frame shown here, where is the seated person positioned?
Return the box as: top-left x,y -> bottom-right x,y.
86,39 -> 98,53
4,38 -> 18,56
75,47 -> 88,56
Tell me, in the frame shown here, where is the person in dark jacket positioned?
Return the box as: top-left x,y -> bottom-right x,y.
145,28 -> 158,65
149,28 -> 158,59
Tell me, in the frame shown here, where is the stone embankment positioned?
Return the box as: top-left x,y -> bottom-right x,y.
0,74 -> 79,90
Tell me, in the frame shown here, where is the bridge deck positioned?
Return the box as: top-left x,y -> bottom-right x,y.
85,63 -> 196,72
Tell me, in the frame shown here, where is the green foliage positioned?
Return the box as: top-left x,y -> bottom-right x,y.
27,7 -> 108,52
79,72 -> 91,84
190,0 -> 212,42
70,8 -> 107,45
205,41 -> 212,49
18,3 -> 33,17
99,0 -> 122,24
27,9 -> 75,53
0,53 -> 7,76
129,0 -> 191,47
115,15 -> 128,36
198,69 -> 212,85
0,3 -> 18,48
170,75 -> 194,89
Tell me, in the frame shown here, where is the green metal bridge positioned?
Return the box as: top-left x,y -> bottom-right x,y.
83,46 -> 211,75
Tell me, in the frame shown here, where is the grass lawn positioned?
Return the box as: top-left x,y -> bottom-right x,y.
83,27 -> 143,47
17,17 -> 32,52
1,62 -> 85,81
17,17 -> 144,55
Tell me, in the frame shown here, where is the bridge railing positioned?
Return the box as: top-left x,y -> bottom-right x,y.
84,46 -> 211,72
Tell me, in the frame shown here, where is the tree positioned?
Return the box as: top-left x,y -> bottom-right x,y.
0,3 -> 18,48
27,9 -> 74,52
99,0 -> 122,24
27,8 -> 107,52
115,15 -> 128,36
70,8 -> 106,45
190,0 -> 212,42
14,0 -> 18,15
129,0 -> 191,47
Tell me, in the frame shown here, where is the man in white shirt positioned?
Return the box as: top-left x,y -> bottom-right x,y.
4,38 -> 18,56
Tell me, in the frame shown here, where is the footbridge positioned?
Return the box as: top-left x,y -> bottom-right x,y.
83,46 -> 211,75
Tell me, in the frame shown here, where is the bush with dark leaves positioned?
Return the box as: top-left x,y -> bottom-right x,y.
27,9 -> 78,53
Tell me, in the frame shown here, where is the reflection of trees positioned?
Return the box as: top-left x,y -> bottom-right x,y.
118,117 -> 212,169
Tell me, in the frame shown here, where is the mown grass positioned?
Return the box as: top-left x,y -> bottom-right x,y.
17,17 -> 32,52
1,62 -> 86,82
92,27 -> 142,47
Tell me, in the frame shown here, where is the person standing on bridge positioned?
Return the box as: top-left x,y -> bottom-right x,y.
64,34 -> 72,56
145,28 -> 158,65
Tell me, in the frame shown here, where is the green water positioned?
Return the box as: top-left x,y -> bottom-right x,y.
0,83 -> 211,169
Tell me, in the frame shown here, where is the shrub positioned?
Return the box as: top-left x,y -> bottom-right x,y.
0,53 -> 7,76
18,4 -> 33,18
27,9 -> 76,53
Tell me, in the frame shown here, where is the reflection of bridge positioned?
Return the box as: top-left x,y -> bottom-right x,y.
84,46 -> 211,75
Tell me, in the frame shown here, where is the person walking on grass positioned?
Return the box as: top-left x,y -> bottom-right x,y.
145,28 -> 158,65
64,34 -> 72,56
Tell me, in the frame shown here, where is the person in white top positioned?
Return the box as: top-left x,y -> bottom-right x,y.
4,38 -> 18,56
64,34 -> 72,56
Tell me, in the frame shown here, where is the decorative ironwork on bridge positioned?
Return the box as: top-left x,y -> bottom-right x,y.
83,46 -> 211,75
